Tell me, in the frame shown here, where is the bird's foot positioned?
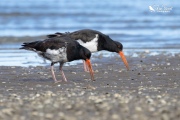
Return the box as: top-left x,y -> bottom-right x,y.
54,80 -> 67,85
54,80 -> 64,84
84,70 -> 89,72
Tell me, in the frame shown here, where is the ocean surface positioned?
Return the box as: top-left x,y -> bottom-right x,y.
0,0 -> 180,66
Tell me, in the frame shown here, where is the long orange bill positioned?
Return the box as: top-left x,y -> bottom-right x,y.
85,59 -> 95,81
119,51 -> 129,70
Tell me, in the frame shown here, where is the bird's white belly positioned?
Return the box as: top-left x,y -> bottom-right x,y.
77,34 -> 98,52
43,47 -> 68,63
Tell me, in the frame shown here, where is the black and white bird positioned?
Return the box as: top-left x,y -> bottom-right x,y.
47,29 -> 129,71
20,35 -> 94,83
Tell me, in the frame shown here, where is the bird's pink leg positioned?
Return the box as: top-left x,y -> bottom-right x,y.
83,60 -> 89,72
60,70 -> 67,82
50,63 -> 59,83
59,63 -> 67,82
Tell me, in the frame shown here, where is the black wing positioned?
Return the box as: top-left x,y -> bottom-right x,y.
20,36 -> 74,52
47,29 -> 100,43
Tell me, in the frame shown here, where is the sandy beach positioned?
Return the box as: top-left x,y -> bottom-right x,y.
0,52 -> 180,120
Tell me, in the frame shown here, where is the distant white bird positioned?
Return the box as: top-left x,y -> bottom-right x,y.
149,6 -> 155,12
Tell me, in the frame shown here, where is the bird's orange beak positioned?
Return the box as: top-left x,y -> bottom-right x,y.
119,51 -> 129,70
85,59 -> 95,80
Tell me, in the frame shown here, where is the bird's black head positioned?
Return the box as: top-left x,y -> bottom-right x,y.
101,39 -> 123,53
99,35 -> 123,53
113,41 -> 123,53
79,45 -> 91,60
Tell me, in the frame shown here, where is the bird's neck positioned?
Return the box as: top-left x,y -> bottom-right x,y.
97,37 -> 115,52
66,47 -> 82,62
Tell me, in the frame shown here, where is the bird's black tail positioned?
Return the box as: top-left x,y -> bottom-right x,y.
20,41 -> 40,51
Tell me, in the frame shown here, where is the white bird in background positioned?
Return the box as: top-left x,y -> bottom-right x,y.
149,6 -> 155,12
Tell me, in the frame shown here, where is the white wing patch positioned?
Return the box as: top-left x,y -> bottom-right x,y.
77,34 -> 98,52
44,47 -> 68,62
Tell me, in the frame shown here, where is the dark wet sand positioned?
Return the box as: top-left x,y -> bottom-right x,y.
0,53 -> 180,120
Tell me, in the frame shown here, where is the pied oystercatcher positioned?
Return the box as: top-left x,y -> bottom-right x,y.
47,29 -> 129,71
20,35 -> 94,83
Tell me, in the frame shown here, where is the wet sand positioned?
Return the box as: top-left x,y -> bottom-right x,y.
0,53 -> 180,120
